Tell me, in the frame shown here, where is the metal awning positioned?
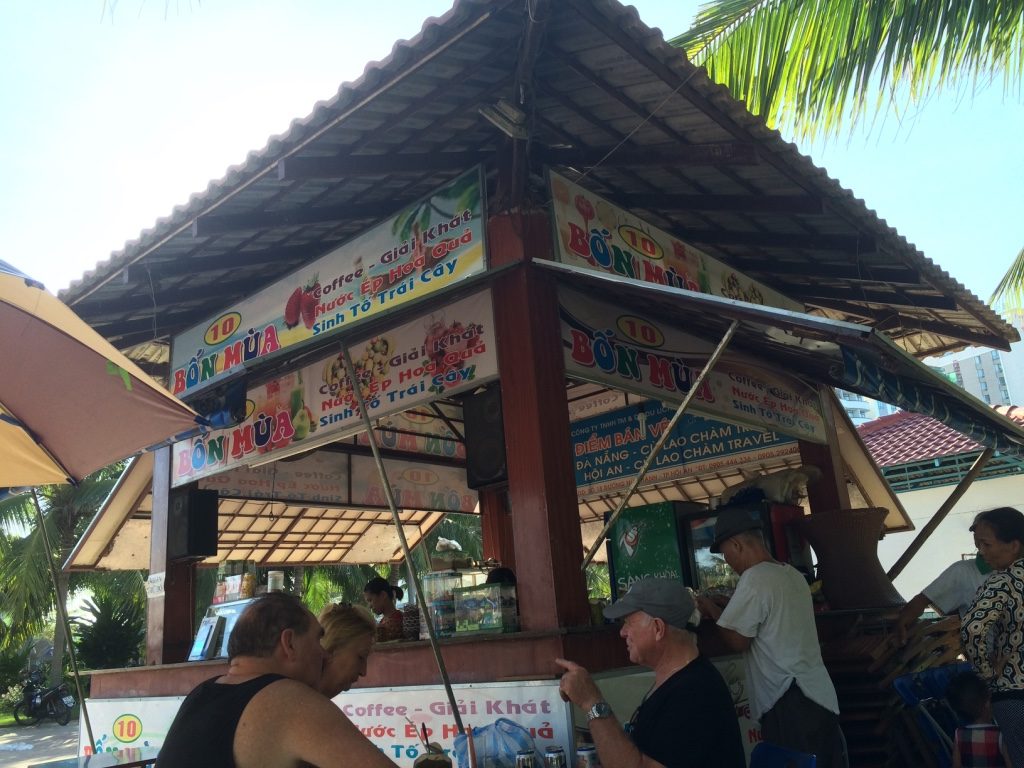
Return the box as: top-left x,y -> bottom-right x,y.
539,259 -> 1024,461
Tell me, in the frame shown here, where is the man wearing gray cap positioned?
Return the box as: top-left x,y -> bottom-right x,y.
697,503 -> 848,768
556,578 -> 744,768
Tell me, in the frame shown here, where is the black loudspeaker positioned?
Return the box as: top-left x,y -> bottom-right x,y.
463,386 -> 508,490
167,487 -> 219,561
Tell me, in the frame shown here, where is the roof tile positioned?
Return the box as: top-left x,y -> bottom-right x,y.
858,406 -> 1024,467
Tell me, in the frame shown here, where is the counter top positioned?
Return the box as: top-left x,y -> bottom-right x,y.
87,625 -> 629,698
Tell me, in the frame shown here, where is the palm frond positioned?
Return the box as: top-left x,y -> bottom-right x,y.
72,593 -> 146,669
990,243 -> 1024,306
0,470 -> 122,650
0,492 -> 38,533
0,533 -> 54,647
670,0 -> 1024,140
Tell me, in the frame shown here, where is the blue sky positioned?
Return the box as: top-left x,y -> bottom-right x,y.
1,1 -> 1021,305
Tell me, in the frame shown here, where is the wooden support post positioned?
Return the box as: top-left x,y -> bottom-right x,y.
480,487 -> 516,570
146,448 -> 197,665
488,211 -> 590,631
799,384 -> 852,513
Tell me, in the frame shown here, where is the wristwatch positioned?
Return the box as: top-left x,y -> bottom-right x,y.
586,701 -> 613,721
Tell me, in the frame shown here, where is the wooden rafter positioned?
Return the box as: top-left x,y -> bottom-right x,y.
276,151 -> 494,181
685,229 -> 875,252
873,316 -> 1012,351
809,299 -> 1011,350
543,144 -> 758,168
789,285 -> 958,310
624,192 -> 822,215
193,201 -> 401,237
146,243 -> 323,278
275,142 -> 759,185
727,258 -> 919,285
93,309 -> 217,348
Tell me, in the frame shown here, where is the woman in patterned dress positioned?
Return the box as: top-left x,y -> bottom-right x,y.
962,507 -> 1024,768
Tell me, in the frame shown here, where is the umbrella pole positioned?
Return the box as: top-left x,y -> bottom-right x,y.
339,347 -> 466,735
31,489 -> 95,753
581,320 -> 739,569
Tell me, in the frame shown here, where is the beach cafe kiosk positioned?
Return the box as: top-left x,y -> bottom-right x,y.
61,1 -> 1024,765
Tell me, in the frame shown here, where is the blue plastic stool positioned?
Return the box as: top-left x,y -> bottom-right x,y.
892,661 -> 972,768
749,741 -> 817,768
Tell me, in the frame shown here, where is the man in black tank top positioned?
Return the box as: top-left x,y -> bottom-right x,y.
158,593 -> 401,768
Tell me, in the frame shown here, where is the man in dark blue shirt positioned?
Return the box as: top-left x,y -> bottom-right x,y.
557,578 -> 745,768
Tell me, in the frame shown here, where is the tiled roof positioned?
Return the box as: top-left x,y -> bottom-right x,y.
858,406 -> 1024,467
58,0 -> 1016,366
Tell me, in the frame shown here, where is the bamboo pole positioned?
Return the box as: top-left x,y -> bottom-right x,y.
582,320 -> 739,569
32,489 -> 95,753
340,347 -> 466,734
887,447 -> 994,580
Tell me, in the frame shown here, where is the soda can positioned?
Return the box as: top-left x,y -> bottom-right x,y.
544,745 -> 567,768
515,750 -> 537,768
576,745 -> 601,768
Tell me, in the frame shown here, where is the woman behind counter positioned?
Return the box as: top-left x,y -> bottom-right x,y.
364,577 -> 405,641
319,602 -> 377,698
961,507 -> 1024,768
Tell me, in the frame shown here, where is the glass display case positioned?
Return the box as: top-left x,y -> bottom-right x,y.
193,597 -> 259,660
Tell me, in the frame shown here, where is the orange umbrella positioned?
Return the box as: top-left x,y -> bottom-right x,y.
0,260 -> 201,489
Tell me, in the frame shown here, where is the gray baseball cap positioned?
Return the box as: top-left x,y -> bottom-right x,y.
603,578 -> 696,629
709,503 -> 764,553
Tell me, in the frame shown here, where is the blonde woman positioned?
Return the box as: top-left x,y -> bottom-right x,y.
318,602 -> 376,698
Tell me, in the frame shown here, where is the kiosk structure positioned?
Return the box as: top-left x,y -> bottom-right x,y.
62,1 -> 1024,764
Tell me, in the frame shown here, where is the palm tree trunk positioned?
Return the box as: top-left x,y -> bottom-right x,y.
49,570 -> 69,687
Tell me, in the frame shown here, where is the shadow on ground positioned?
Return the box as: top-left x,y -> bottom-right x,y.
0,719 -> 78,768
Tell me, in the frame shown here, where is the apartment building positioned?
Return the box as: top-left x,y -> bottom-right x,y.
835,389 -> 900,426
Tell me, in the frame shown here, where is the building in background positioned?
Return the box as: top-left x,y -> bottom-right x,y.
835,308 -> 1024,424
924,305 -> 1024,406
835,389 -> 900,426
857,407 -> 1024,600
926,347 -> 1014,406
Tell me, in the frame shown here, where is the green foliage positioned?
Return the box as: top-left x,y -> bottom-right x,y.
990,244 -> 1024,306
0,474 -> 118,650
301,564 -> 383,616
585,563 -> 611,600
291,515 -> 482,617
0,469 -> 120,690
391,171 -> 481,243
0,684 -> 21,713
416,513 -> 483,569
72,593 -> 146,670
0,644 -> 30,712
0,526 -> 55,648
194,567 -> 220,627
671,0 -> 1024,141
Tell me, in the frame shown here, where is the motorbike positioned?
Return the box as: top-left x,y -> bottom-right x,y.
12,667 -> 76,726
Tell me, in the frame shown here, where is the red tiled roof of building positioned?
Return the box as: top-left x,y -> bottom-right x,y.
858,411 -> 980,467
857,406 -> 1024,467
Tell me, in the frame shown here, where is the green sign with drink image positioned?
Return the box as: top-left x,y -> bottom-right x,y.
608,503 -> 687,599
